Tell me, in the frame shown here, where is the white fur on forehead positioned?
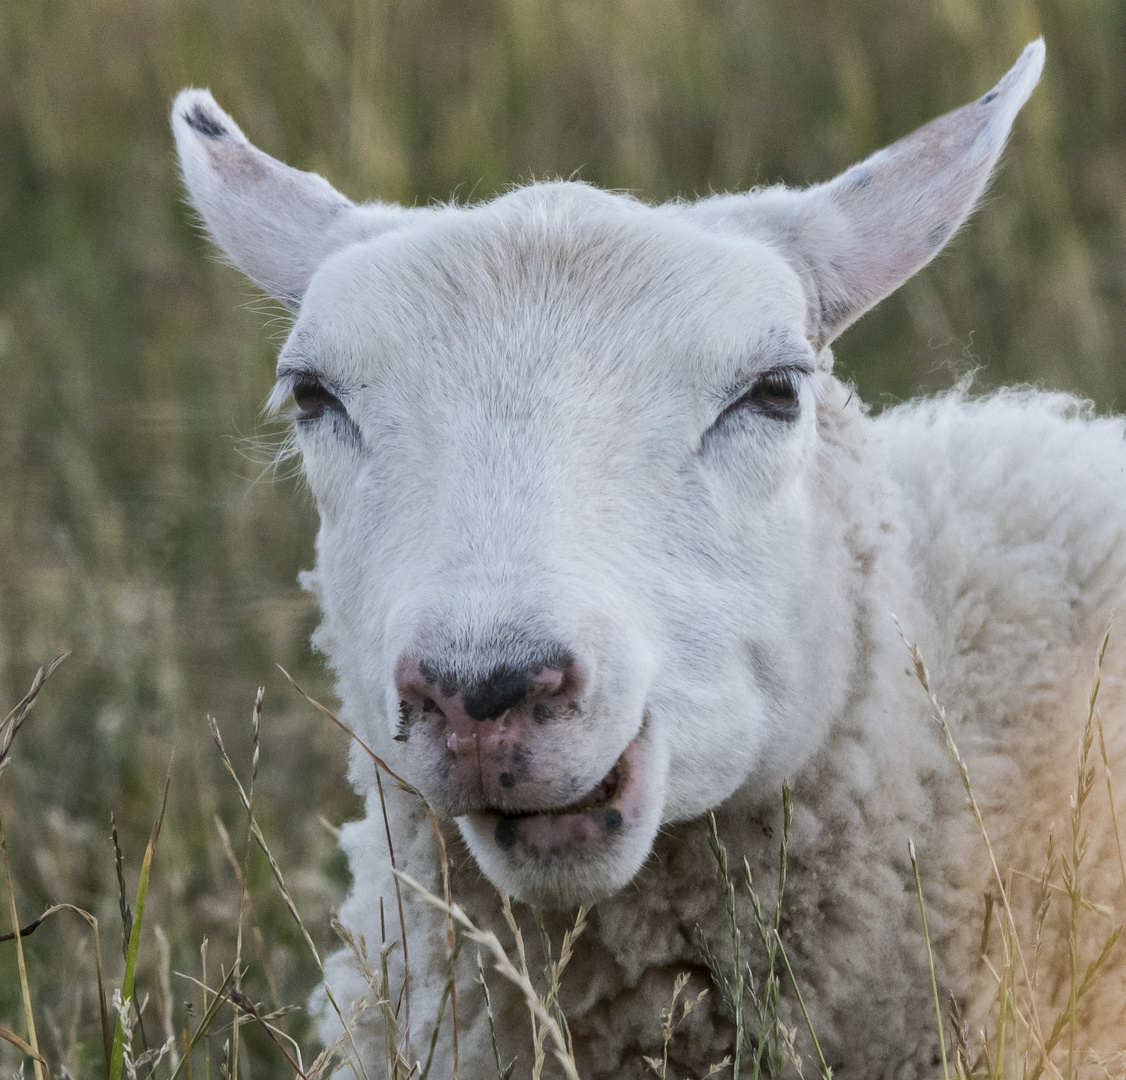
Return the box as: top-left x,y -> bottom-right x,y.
287,179 -> 810,397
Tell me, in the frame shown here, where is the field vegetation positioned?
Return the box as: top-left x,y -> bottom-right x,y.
1,0 -> 1125,1076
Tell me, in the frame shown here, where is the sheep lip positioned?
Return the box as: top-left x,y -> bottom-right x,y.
469,734 -> 641,825
516,755 -> 626,818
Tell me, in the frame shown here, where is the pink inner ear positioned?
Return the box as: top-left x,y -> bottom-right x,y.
677,41 -> 1043,350
804,40 -> 1043,344
173,87 -> 409,307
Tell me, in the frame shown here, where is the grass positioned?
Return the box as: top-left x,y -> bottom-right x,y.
4,0 -> 1126,1071
3,630 -> 1126,1079
902,626 -> 1126,1080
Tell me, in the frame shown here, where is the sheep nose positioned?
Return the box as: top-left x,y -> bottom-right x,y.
396,655 -> 574,736
394,643 -> 589,807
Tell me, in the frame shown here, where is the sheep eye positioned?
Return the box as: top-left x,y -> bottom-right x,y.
745,369 -> 800,418
292,377 -> 343,422
713,368 -> 803,431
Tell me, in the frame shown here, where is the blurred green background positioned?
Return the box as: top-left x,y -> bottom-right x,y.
1,0 -> 1123,1075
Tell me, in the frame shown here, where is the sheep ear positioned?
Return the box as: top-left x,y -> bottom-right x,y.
694,40 -> 1045,348
172,89 -> 407,307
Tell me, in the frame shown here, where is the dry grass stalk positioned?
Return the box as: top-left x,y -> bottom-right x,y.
427,812 -> 459,1080
282,663 -> 473,1076
476,950 -> 516,1080
643,972 -> 709,1080
1014,627 -> 1123,1080
705,811 -> 745,1077
210,713 -> 369,1080
231,686 -> 264,1080
498,892 -> 546,1079
394,868 -> 582,1080
278,664 -> 429,1070
909,838 -> 950,1080
228,989 -> 308,1079
769,927 -> 831,1080
168,952 -> 237,1080
213,814 -> 283,1011
531,903 -> 588,1066
1095,711 -> 1126,910
0,1022 -> 52,1077
155,926 -> 181,1072
0,655 -> 67,1080
202,938 -> 210,1080
275,666 -> 416,793
373,765 -> 413,1067
331,911 -> 413,1079
903,624 -> 1126,1080
899,624 -> 1057,1077
0,655 -> 68,779
0,901 -> 112,1072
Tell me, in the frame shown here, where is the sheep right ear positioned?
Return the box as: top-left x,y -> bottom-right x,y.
172,89 -> 409,308
689,39 -> 1045,349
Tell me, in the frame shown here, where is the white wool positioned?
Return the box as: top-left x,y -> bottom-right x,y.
170,40 -> 1126,1078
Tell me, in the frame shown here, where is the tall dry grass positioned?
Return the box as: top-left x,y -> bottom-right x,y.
3,2 -> 1126,1072
4,627 -> 1126,1079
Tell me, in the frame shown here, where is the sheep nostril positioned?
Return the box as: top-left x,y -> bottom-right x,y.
529,668 -> 565,696
395,646 -> 582,737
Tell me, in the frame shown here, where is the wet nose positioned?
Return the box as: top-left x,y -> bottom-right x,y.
396,652 -> 575,741
394,641 -> 588,806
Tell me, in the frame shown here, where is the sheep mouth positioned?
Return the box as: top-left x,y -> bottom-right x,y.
463,734 -> 646,858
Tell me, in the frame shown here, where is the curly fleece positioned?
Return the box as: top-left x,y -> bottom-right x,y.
318,382 -> 1126,1077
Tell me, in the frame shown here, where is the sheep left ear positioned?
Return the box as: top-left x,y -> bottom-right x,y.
692,39 -> 1045,349
172,89 -> 411,308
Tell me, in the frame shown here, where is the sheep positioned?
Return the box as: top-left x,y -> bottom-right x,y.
172,38 -> 1126,1078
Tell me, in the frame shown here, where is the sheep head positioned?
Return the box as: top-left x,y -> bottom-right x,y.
173,41 -> 1043,906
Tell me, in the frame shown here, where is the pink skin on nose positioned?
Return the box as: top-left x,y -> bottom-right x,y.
446,667 -> 563,754
396,657 -> 577,805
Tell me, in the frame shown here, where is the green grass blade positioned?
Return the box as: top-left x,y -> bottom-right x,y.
909,840 -> 949,1080
109,770 -> 171,1080
168,965 -> 239,1080
773,929 -> 832,1080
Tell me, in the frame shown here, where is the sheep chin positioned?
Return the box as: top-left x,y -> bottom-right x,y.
455,733 -> 664,908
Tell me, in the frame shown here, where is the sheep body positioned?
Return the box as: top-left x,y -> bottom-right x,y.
169,39 -> 1126,1078
319,382 -> 1126,1077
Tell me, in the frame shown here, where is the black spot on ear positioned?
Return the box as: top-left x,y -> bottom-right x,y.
533,704 -> 552,723
495,817 -> 518,851
604,809 -> 623,832
184,104 -> 227,139
980,90 -> 998,105
927,222 -> 950,249
499,772 -> 516,789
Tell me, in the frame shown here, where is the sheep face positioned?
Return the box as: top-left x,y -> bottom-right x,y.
278,192 -> 838,904
172,40 -> 1043,905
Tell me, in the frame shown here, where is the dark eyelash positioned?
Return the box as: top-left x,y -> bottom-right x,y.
291,376 -> 346,423
717,366 -> 805,426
